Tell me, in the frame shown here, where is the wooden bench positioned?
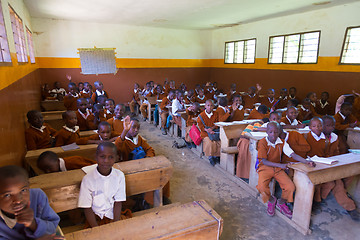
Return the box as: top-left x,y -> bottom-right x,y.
25,144 -> 98,175
29,155 -> 173,212
63,200 -> 223,240
41,100 -> 66,111
79,130 -> 98,137
347,127 -> 360,149
42,110 -> 64,130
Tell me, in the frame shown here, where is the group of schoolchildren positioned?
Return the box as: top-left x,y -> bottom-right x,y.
1,79 -> 360,239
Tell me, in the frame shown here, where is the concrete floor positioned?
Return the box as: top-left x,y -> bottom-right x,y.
139,121 -> 360,240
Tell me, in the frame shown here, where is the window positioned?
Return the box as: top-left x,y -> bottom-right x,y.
340,26 -> 360,64
0,2 -> 11,62
26,27 -> 35,63
224,38 -> 256,64
268,31 -> 320,64
9,6 -> 27,63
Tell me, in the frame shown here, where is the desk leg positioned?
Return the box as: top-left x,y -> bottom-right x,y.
292,171 -> 314,235
153,188 -> 163,207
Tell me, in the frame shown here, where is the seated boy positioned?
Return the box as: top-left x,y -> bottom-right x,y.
0,165 -> 61,239
195,89 -> 207,104
50,81 -> 66,100
298,98 -> 317,122
78,142 -> 126,227
107,104 -> 126,135
129,83 -> 141,116
247,105 -> 269,120
280,106 -> 305,129
77,122 -> 119,145
242,85 -> 260,110
115,116 -> 155,161
139,82 -> 153,121
184,89 -> 195,104
55,111 -> 80,147
160,90 -> 175,135
274,88 -> 288,109
185,102 -> 201,148
315,91 -> 333,116
261,88 -> 276,110
227,83 -> 237,104
63,82 -> 79,111
91,81 -> 109,103
87,103 -> 107,130
229,94 -> 245,121
197,100 -> 220,166
76,98 -> 91,131
25,110 -> 57,150
172,91 -> 185,128
281,99 -> 299,117
80,82 -> 92,99
104,99 -> 115,120
86,98 -> 94,113
288,87 -> 300,103
306,92 -> 318,109
215,97 -> 231,122
37,150 -> 96,173
257,122 -> 314,218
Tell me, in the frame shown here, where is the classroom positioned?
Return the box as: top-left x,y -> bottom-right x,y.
0,0 -> 360,239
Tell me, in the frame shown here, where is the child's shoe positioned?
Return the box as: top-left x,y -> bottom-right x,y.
267,198 -> 277,217
276,202 -> 293,219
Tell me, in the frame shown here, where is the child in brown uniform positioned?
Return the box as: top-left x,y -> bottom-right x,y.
195,89 -> 207,104
280,106 -> 305,129
315,92 -> 333,116
77,122 -> 119,145
160,90 -> 175,135
55,111 -> 80,147
261,88 -> 276,110
257,122 -> 314,218
37,151 -> 96,173
115,116 -> 155,161
298,98 -> 318,122
274,88 -> 288,110
247,105 -> 269,120
229,95 -> 245,121
63,82 -> 80,111
104,99 -> 115,120
107,104 -> 126,135
25,110 -> 57,150
197,100 -> 220,166
87,103 -> 107,130
185,102 -> 201,147
215,97 -> 231,122
76,98 -> 91,131
129,83 -> 141,116
91,81 -> 109,103
242,86 -> 260,111
80,82 -> 92,99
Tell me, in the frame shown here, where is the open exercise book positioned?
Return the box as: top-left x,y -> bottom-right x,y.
307,155 -> 338,165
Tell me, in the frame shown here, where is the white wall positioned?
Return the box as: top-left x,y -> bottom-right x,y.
211,2 -> 360,59
1,0 -> 32,53
32,18 -> 213,59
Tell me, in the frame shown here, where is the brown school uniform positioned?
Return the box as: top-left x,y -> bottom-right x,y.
353,96 -> 360,121
185,109 -> 200,143
205,90 -> 215,100
76,132 -> 119,145
104,110 -> 115,120
297,106 -> 317,122
230,107 -> 245,121
63,156 -> 97,170
315,100 -> 333,116
282,131 -> 310,163
256,137 -> 295,203
334,112 -> 358,154
243,94 -> 260,109
91,90 -> 109,103
157,92 -> 167,100
130,89 -> 141,113
76,109 -> 90,131
261,97 -> 276,110
139,90 -> 153,118
197,111 -> 220,157
25,123 -> 57,150
107,117 -> 124,135
54,126 -> 80,147
184,95 -> 195,104
215,106 -> 230,122
247,109 -> 268,120
115,135 -> 155,161
274,96 -> 288,109
86,113 -> 107,130
195,95 -> 207,104
63,95 -> 79,111
160,96 -> 171,129
227,90 -> 237,103
80,90 -> 92,99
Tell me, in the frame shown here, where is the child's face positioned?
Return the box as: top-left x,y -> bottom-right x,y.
309,93 -> 317,103
230,84 -> 236,91
68,85 -> 77,94
134,83 -> 139,89
96,146 -> 117,176
321,93 -> 329,101
287,108 -> 298,121
205,101 -> 214,113
78,100 -> 88,113
341,106 -> 352,117
248,87 -> 255,95
29,112 -> 44,129
168,92 -> 175,99
233,97 -> 241,106
105,101 -> 115,112
322,119 -> 335,136
65,112 -> 78,128
78,83 -> 84,91
0,175 -> 30,215
289,88 -> 296,96
40,159 -> 60,173
170,81 -> 175,88
98,97 -> 106,106
96,82 -> 104,91
303,102 -> 311,110
84,83 -> 90,91
267,90 -> 275,99
269,113 -> 281,123
156,86 -> 162,92
87,99 -> 94,109
114,105 -> 125,119
128,121 -> 140,138
198,90 -> 204,97
280,89 -> 288,98
267,124 -> 280,143
188,90 -> 194,97
54,82 -> 60,89
310,119 -> 323,136
146,84 -> 151,90
98,126 -> 111,140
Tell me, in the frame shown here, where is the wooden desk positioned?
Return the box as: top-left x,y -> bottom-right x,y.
25,144 -> 98,175
42,110 -> 64,130
290,153 -> 360,234
64,200 -> 222,240
347,127 -> 360,149
79,130 -> 97,137
30,155 -> 173,212
41,100 -> 66,111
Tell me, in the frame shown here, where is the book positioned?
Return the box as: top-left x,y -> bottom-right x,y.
307,155 -> 338,165
61,143 -> 80,151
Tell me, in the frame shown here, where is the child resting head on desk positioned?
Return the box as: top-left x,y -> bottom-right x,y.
256,122 -> 315,219
0,165 -> 62,240
78,142 -> 129,228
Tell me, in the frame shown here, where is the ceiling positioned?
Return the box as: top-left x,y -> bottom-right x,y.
24,0 -> 357,30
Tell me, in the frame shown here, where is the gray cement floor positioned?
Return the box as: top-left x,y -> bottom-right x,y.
139,121 -> 360,240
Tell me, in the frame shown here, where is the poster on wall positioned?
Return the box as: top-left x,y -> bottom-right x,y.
79,47 -> 117,75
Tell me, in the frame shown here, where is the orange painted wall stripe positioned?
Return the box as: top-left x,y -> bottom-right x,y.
35,56 -> 360,72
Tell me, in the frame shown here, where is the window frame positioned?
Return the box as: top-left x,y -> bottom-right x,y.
267,30 -> 321,64
0,1 -> 11,63
339,25 -> 360,65
9,5 -> 28,63
26,27 -> 35,63
224,38 -> 256,64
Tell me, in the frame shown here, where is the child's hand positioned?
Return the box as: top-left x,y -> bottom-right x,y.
66,75 -> 72,81
297,123 -> 306,128
256,83 -> 262,92
225,106 -> 230,112
123,116 -> 132,131
15,204 -> 35,228
232,103 -> 238,111
306,161 -> 316,167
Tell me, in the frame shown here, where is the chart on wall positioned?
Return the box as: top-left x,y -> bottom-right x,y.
79,48 -> 117,75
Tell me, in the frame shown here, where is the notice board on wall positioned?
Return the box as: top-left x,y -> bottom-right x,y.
79,47 -> 117,75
